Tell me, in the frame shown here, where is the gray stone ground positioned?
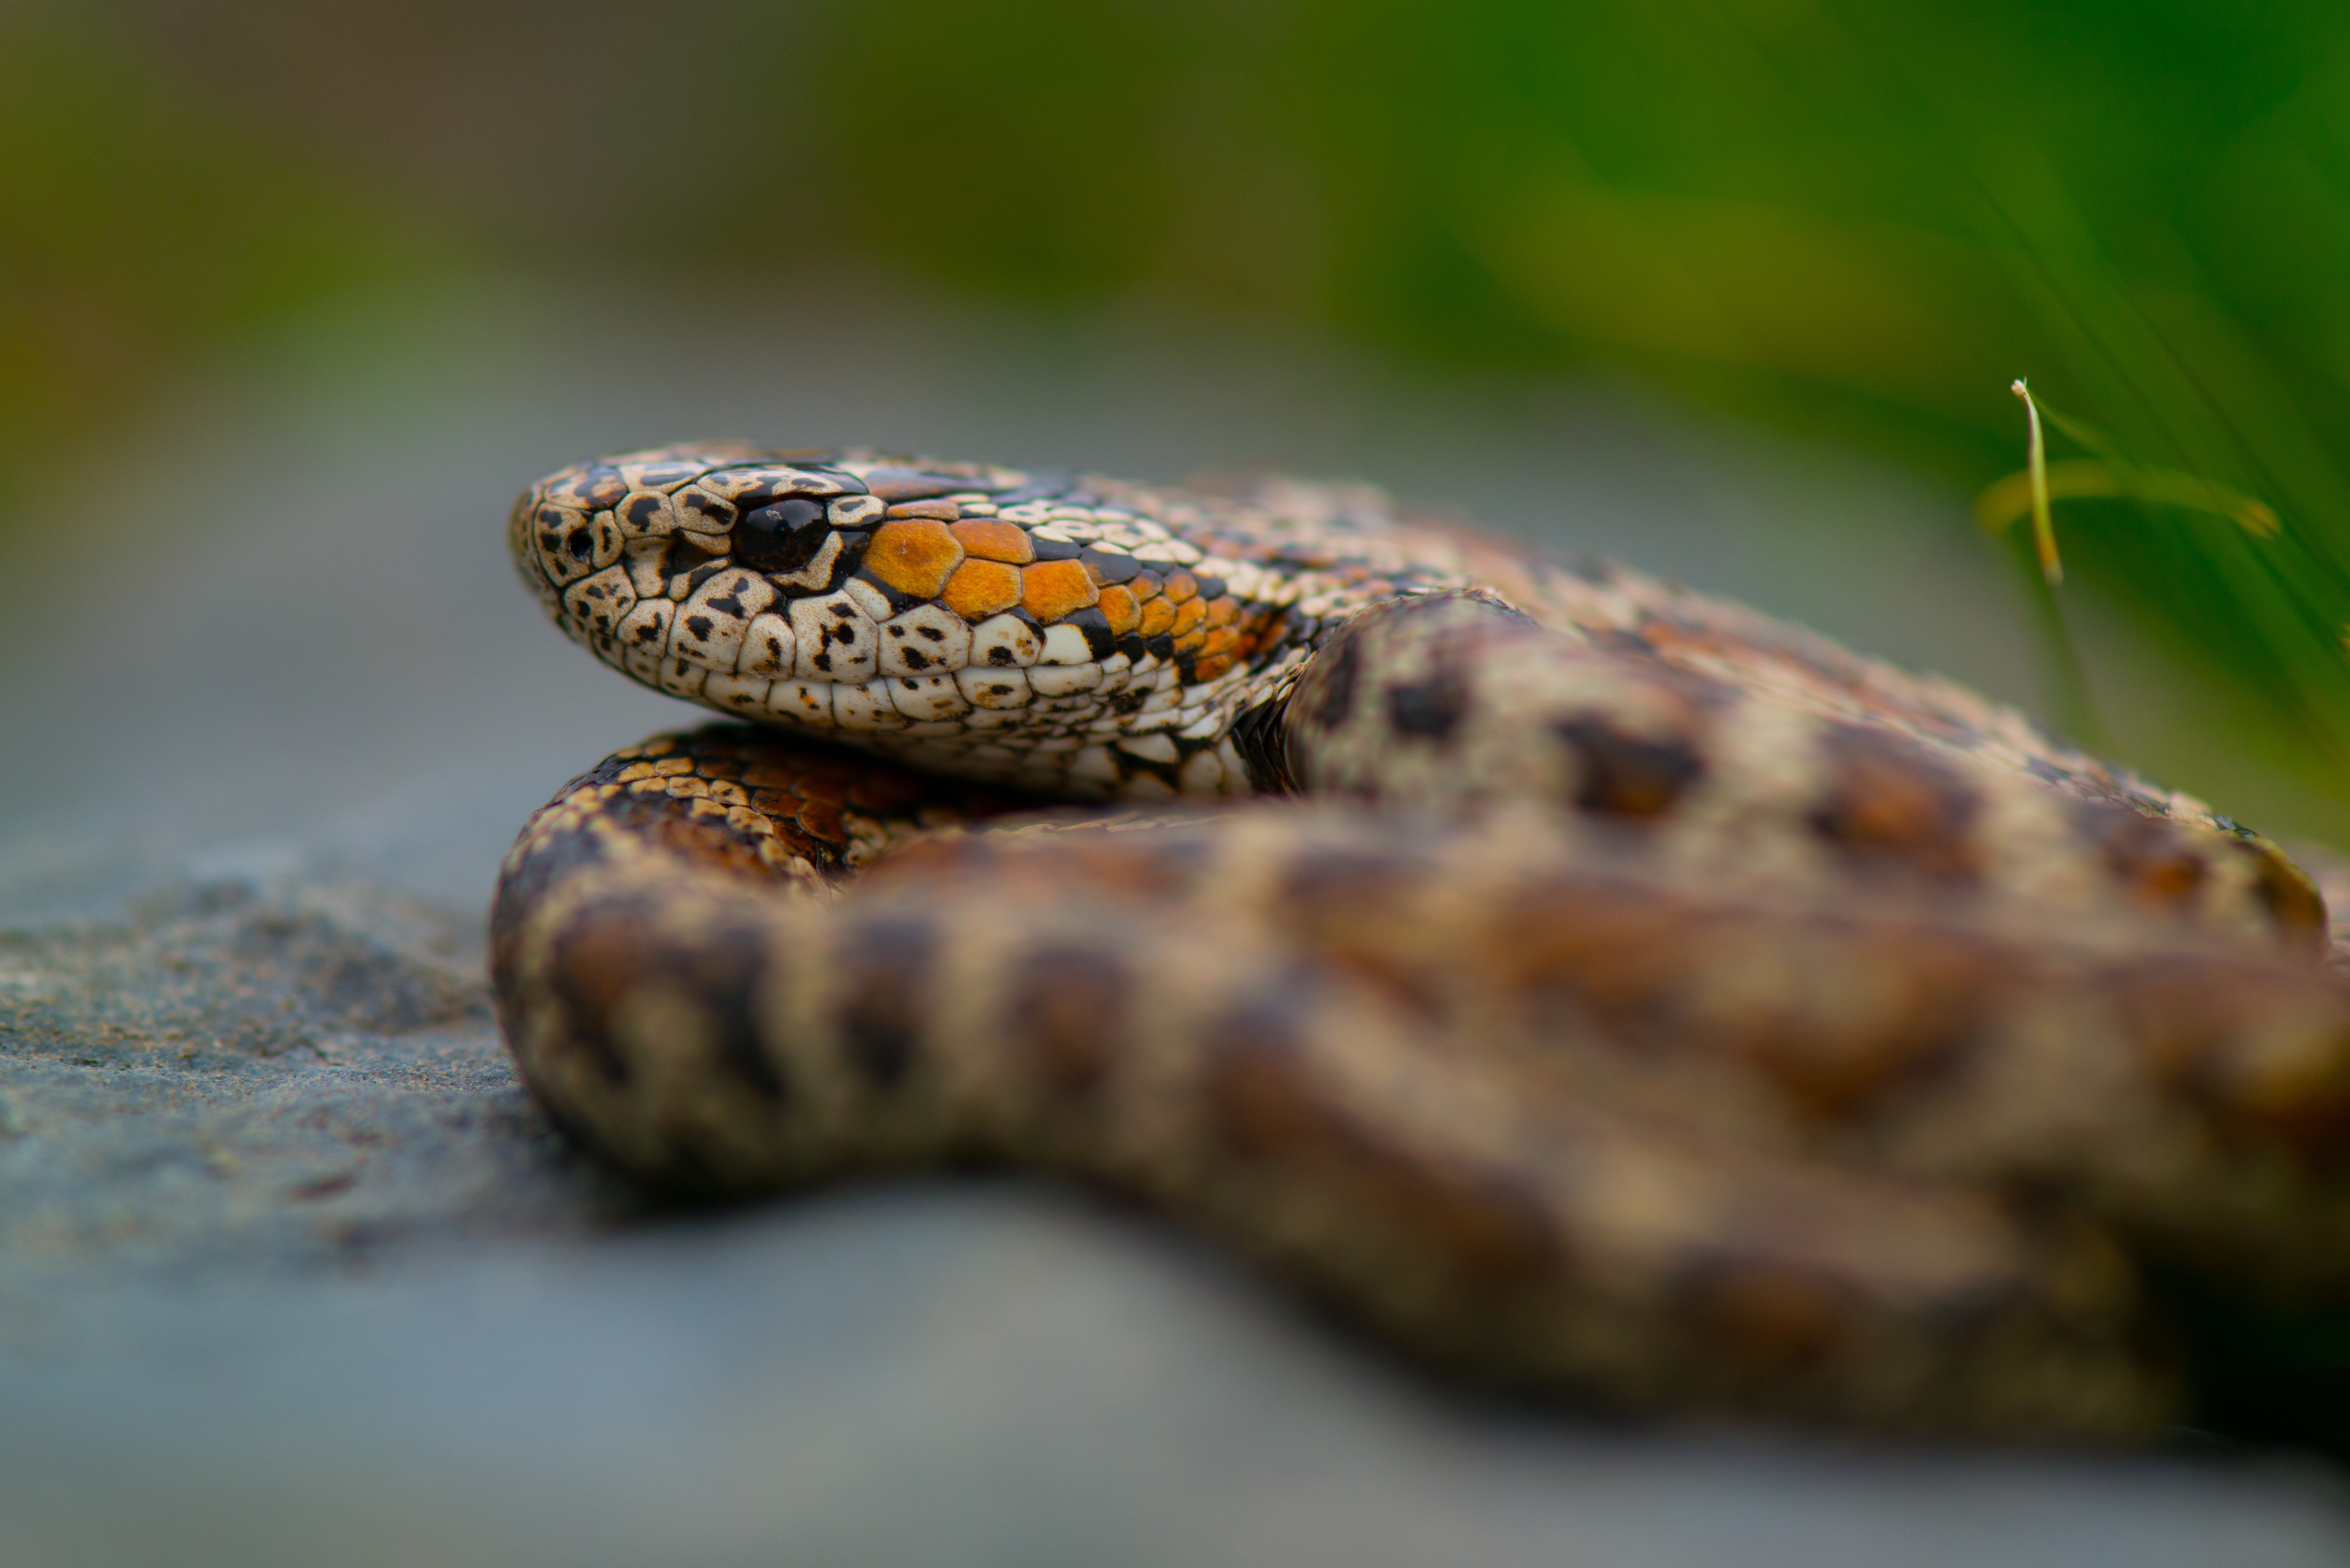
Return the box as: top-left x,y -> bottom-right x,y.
3,278 -> 2345,1566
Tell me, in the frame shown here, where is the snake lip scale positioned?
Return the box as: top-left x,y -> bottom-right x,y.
495,441 -> 2350,1439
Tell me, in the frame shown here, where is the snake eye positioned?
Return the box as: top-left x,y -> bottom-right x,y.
738,497 -> 829,573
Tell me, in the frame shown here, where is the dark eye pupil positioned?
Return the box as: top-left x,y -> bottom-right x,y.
737,498 -> 829,573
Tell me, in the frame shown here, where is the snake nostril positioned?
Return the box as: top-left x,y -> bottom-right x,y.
737,497 -> 830,573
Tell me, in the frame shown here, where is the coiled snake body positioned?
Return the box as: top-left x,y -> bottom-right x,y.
494,442 -> 2350,1438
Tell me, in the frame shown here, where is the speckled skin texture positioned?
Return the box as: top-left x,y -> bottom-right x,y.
496,445 -> 2350,1437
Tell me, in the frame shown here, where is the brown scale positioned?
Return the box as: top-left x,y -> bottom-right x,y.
495,772 -> 2165,1434
1281,594 -> 2324,948
848,800 -> 2350,1286
497,443 -> 2350,1438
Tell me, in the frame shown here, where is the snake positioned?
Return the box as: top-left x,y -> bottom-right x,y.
490,441 -> 2350,1439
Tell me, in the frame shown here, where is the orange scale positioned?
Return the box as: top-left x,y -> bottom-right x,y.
1097,583 -> 1141,636
1162,570 -> 1198,603
1190,654 -> 1235,682
949,518 -> 1036,564
942,558 -> 1024,620
1205,597 -> 1241,629
1138,597 -> 1178,638
1235,618 -> 1280,657
1169,597 -> 1208,637
864,518 -> 966,599
1020,558 -> 1100,622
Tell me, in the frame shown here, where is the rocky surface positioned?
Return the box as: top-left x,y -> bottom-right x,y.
3,281 -> 2345,1566
0,877 -> 593,1291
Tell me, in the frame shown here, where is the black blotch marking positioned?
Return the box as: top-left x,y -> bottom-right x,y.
571,465 -> 627,506
1556,718 -> 1705,816
709,465 -> 861,509
851,566 -> 922,613
1079,545 -> 1141,585
838,916 -> 935,1089
1145,633 -> 1175,662
1205,984 -> 1557,1290
821,529 -> 872,590
986,646 -> 1019,667
1006,941 -> 1129,1100
1807,725 -> 1981,880
538,898 -> 652,1086
1276,844 -> 1419,921
1589,627 -> 1657,657
624,462 -> 700,491
2078,806 -> 2209,913
918,623 -> 947,642
1190,575 -> 1226,600
675,490 -> 736,531
1065,607 -> 1117,660
1027,533 -> 1083,561
1385,668 -> 1467,740
2242,839 -> 2329,939
697,924 -> 791,1103
685,614 -> 716,641
1109,689 -> 1151,716
1306,632 -> 1362,731
488,820 -> 611,1024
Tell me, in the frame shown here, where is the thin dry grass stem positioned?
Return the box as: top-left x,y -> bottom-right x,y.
1979,380 -> 2282,592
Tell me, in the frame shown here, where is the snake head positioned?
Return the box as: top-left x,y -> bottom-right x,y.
510,442 -> 1278,798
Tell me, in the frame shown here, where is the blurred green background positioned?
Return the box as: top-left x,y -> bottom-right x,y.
9,0 -> 2350,835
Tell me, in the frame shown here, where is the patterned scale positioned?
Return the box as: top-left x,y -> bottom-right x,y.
496,444 -> 2350,1439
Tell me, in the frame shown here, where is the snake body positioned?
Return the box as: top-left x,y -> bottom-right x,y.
494,443 -> 2350,1437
